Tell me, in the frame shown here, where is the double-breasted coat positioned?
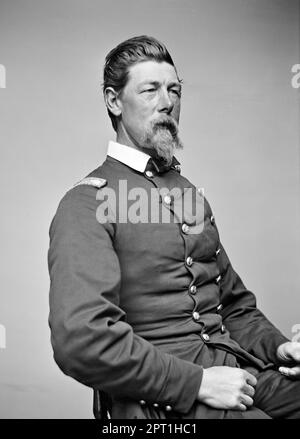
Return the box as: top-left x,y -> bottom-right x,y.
48,143 -> 288,418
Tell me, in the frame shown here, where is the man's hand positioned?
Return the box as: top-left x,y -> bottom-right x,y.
277,342 -> 300,379
197,366 -> 257,411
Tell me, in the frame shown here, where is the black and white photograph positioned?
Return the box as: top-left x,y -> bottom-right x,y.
0,0 -> 299,426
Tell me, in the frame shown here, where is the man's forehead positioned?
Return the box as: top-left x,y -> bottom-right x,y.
127,60 -> 179,86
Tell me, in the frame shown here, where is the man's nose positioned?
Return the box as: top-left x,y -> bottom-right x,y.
157,88 -> 174,114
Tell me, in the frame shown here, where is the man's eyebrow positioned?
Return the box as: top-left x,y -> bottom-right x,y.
168,81 -> 182,89
138,80 -> 182,88
138,80 -> 160,87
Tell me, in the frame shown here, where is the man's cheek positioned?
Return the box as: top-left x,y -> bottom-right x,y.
172,104 -> 180,122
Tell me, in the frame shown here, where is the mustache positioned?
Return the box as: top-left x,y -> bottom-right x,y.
151,116 -> 178,138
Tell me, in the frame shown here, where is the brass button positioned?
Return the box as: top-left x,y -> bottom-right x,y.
193,311 -> 201,321
164,194 -> 172,205
145,170 -> 154,178
174,165 -> 181,172
186,256 -> 193,266
215,275 -> 221,284
217,304 -> 223,312
216,248 -> 221,256
202,333 -> 210,342
165,405 -> 172,412
210,215 -> 215,225
153,403 -> 159,408
221,324 -> 226,333
197,187 -> 205,196
190,285 -> 197,295
182,223 -> 190,234
139,400 -> 146,406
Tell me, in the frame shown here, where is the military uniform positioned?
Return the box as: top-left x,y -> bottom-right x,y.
48,141 -> 294,419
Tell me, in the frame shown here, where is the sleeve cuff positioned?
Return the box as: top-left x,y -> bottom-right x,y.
156,355 -> 203,414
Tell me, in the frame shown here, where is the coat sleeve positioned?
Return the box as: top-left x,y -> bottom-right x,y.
48,185 -> 203,414
217,242 -> 289,365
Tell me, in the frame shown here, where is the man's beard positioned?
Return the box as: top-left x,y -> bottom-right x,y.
139,116 -> 184,166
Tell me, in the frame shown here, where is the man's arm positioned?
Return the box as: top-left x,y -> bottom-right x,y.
48,185 -> 203,414
217,242 -> 289,365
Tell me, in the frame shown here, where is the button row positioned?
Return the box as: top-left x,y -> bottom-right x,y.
139,400 -> 172,412
202,333 -> 210,342
190,285 -> 197,294
186,256 -> 193,266
216,303 -> 223,312
182,223 -> 190,234
192,311 -> 200,322
163,194 -> 172,205
215,274 -> 221,284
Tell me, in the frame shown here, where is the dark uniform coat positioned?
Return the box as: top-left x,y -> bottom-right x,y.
48,148 -> 288,419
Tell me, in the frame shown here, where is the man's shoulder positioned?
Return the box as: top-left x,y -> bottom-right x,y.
60,166 -> 104,202
63,156 -> 131,199
50,163 -> 107,225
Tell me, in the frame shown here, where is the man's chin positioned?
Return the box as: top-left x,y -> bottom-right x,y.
140,128 -> 183,165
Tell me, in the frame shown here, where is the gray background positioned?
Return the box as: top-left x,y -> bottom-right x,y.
0,0 -> 299,418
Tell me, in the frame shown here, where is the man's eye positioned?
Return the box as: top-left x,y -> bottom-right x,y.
170,89 -> 181,97
143,88 -> 156,93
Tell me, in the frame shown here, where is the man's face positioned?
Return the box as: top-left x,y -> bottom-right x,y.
117,60 -> 183,164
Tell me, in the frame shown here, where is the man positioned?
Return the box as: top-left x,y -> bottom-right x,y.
48,35 -> 300,419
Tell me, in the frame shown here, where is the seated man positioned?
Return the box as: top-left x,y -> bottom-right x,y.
48,35 -> 300,419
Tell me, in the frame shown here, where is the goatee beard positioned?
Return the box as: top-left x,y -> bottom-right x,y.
140,116 -> 184,166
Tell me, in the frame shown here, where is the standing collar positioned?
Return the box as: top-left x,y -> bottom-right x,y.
107,140 -> 150,173
107,140 -> 181,174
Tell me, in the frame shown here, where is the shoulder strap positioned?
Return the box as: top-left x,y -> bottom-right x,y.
73,177 -> 107,189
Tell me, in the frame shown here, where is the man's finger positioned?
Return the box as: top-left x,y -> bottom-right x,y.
245,372 -> 257,387
279,366 -> 300,378
243,384 -> 255,397
279,342 -> 300,363
240,394 -> 254,407
237,403 -> 247,411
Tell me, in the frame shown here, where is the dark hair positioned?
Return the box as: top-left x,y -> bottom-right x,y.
102,35 -> 178,131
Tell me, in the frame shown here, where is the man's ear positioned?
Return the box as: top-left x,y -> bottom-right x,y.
104,87 -> 122,117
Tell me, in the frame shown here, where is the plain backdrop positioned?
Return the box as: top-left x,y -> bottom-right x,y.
0,0 -> 299,418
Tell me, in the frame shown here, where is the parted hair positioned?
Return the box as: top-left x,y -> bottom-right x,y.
102,35 -> 177,131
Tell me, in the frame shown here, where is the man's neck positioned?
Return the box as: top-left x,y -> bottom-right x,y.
116,123 -> 141,152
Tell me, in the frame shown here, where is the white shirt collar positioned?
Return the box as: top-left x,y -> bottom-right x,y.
107,140 -> 151,173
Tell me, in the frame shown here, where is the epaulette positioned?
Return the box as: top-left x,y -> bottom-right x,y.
73,177 -> 107,189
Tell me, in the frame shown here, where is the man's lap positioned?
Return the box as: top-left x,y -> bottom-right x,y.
253,369 -> 300,419
178,368 -> 300,419
111,368 -> 300,419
